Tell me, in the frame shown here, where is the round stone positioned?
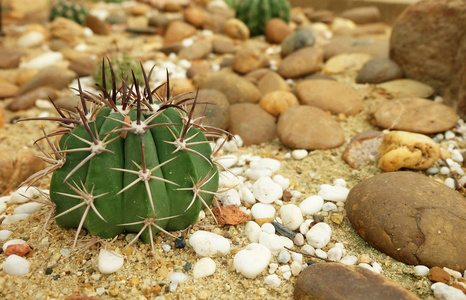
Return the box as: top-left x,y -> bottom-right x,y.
280,30 -> 315,57
356,57 -> 404,84
234,243 -> 271,278
346,171 -> 466,271
259,91 -> 299,117
264,18 -> 293,44
223,18 -> 250,40
278,47 -> 323,79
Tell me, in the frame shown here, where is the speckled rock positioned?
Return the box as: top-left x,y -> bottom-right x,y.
342,130 -> 385,169
264,18 -> 293,44
183,89 -> 230,130
295,80 -> 363,116
178,39 -> 212,60
277,105 -> 345,150
295,262 -> 420,300
163,20 -> 196,45
231,47 -> 268,74
346,171 -> 466,271
257,72 -> 290,95
370,97 -> 458,134
376,79 -> 434,98
356,57 -> 404,84
278,47 -> 323,79
229,103 -> 276,146
259,91 -> 299,117
280,29 -> 315,57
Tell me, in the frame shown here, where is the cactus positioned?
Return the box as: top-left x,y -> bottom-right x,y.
23,59 -> 225,250
93,54 -> 144,91
50,0 -> 89,25
226,0 -> 290,36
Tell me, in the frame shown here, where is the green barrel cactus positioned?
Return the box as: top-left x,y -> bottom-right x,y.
50,0 -> 89,25
93,54 -> 144,91
24,60 -> 223,250
226,0 -> 290,36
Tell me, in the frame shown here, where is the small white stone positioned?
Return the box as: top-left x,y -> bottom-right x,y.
239,187 -> 255,204
193,257 -> 216,279
318,184 -> 349,202
277,250 -> 291,264
327,247 -> 343,262
372,262 -> 383,274
234,243 -> 271,278
0,202 -> 6,214
198,210 -> 206,220
9,187 -> 38,203
245,221 -> 262,243
305,223 -> 332,249
269,263 -> 279,274
273,175 -> 290,191
299,195 -> 324,215
322,202 -> 337,212
20,52 -> 64,69
0,230 -> 13,241
60,248 -> 71,257
445,178 -> 455,189
443,267 -> 463,279
17,31 -> 45,48
245,168 -> 273,181
451,149 -> 464,163
291,190 -> 302,198
340,255 -> 358,266
299,220 -> 312,235
301,245 -> 316,256
2,214 -> 31,225
2,239 -> 27,252
440,166 -> 450,175
169,272 -> 188,283
333,178 -> 347,187
252,177 -> 283,203
426,167 -> 439,175
431,282 -> 466,300
189,231 -> 230,256
250,158 -> 281,172
261,223 -> 275,235
291,253 -> 303,264
98,249 -> 124,274
218,189 -> 241,206
3,254 -> 30,276
444,131 -> 455,140
291,149 -> 308,160
233,135 -> 243,147
315,249 -> 327,259
162,244 -> 171,252
251,203 -> 276,220
259,232 -> 287,254
358,263 -> 375,272
216,155 -> 238,170
264,274 -> 281,288
290,261 -> 302,276
413,265 -> 430,276
279,204 -> 304,230
14,202 -> 43,215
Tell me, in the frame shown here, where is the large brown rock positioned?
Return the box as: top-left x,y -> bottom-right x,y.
163,20 -> 196,45
277,105 -> 345,150
294,262 -> 420,300
183,89 -> 230,130
346,172 -> 466,272
17,66 -> 76,96
370,97 -> 458,134
278,47 -> 323,79
7,87 -> 59,111
231,47 -> 268,74
390,0 -> 466,119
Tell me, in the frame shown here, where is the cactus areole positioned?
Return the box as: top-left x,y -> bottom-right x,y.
26,60 -> 222,248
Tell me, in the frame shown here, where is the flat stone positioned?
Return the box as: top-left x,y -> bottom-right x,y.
212,38 -> 237,54
428,266 -> 453,284
296,80 -> 363,116
322,53 -> 372,75
259,91 -> 299,117
17,66 -> 76,96
370,97 -> 458,134
163,20 -> 196,45
294,262 -> 420,300
346,171 -> 466,271
280,29 -> 315,57
178,40 -> 212,60
342,130 -> 385,169
231,47 -> 268,74
84,15 -> 109,35
50,17 -> 84,45
7,87 -> 59,111
278,47 -> 323,79
356,57 -> 404,84
223,18 -> 250,40
182,89 -> 230,130
340,6 -> 382,24
229,103 -> 277,146
257,72 -> 290,95
277,105 -> 345,150
324,36 -> 389,60
184,6 -> 209,28
376,79 -> 434,98
0,49 -> 24,69
0,79 -> 19,99
68,56 -> 98,77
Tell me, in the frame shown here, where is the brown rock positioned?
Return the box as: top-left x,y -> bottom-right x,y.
257,72 -> 290,95
85,15 -> 109,35
305,9 -> 335,23
342,130 -> 385,169
229,103 -> 276,146
53,95 -> 82,112
163,20 -> 196,45
376,79 -> 434,99
370,97 -> 458,134
278,47 -> 323,79
178,40 -> 212,60
295,80 -> 363,116
170,78 -> 194,96
353,22 -> 388,37
428,266 -> 453,284
5,243 -> 30,256
50,17 -> 84,45
259,91 -> 299,117
223,18 -> 250,41
212,38 -> 237,54
280,30 -> 315,58
0,149 -> 46,194
390,0 -> 466,119
244,68 -> 274,85
264,18 -> 292,44
0,49 -> 24,69
0,108 -> 3,128
7,87 -> 59,111
184,6 -> 209,28
183,89 -> 230,130
324,36 -> 389,60
130,3 -> 152,16
277,106 -> 345,150
213,205 -> 251,225
294,262 -> 420,300
186,64 -> 212,79
194,71 -> 261,104
340,6 -> 382,24
163,2 -> 183,12
356,57 -> 404,84
322,53 -> 372,75
231,47 -> 268,74
0,78 -> 19,99
69,56 -> 98,77
17,67 -> 76,96
346,171 -> 466,271
378,131 -> 440,172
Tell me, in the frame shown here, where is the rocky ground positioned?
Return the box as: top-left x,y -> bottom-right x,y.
0,0 -> 465,299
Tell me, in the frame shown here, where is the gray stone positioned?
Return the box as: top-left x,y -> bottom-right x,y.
356,57 -> 404,84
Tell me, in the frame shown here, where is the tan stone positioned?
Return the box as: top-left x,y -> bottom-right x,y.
231,47 -> 267,74
322,53 -> 372,75
259,91 -> 299,117
184,6 -> 209,28
0,78 -> 19,99
50,17 -> 84,45
378,131 -> 440,172
223,18 -> 250,40
163,20 -> 196,45
264,18 -> 293,44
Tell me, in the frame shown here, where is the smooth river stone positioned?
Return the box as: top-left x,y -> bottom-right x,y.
346,171 -> 466,272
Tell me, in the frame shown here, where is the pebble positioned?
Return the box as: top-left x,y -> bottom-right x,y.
163,20 -> 196,45
291,261 -> 302,276
261,223 -> 276,235
13,202 -> 43,215
322,202 -> 337,212
271,221 -> 296,239
250,158 -> 281,173
431,282 -> 466,300
318,184 -> 349,202
252,177 -> 283,204
278,47 -> 323,78
277,250 -> 291,263
193,257 -> 216,279
189,231 -> 230,257
251,203 -> 276,220
5,243 -> 30,256
293,233 -> 305,246
239,187 -> 255,204
233,243 -> 271,278
299,195 -> 324,215
213,205 -> 251,225
10,186 -> 38,203
218,171 -> 242,188
327,247 -> 343,262
17,66 -> 76,96
376,79 -> 434,99
216,155 -> 238,170
264,18 -> 292,44
272,175 -> 290,191
340,255 -> 358,265
305,222 -> 332,249
0,230 -> 13,241
291,149 -> 308,160
245,221 -> 262,243
244,168 -> 273,181
280,29 -> 315,57
279,204 -> 304,230
264,274 -> 281,288
3,254 -> 30,276
356,57 -> 404,84
259,232 -> 293,254
20,52 -> 64,69
322,53 -> 372,75
218,189 -> 241,206
223,18 -> 250,40
257,72 -> 291,95
2,214 -> 31,225
3,239 -> 28,253
259,91 -> 299,117
342,130 -> 385,169
315,249 -> 327,259
175,237 -> 186,249
98,249 -> 124,274
17,31 -> 45,48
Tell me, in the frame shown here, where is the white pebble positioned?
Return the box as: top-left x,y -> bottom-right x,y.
327,247 -> 343,262
60,248 -> 71,257
413,265 -> 430,276
333,178 -> 347,187
315,249 -> 327,259
372,261 -> 383,274
2,239 -> 27,252
277,250 -> 291,264
431,282 -> 466,300
250,158 -> 281,172
20,52 -> 64,69
264,274 -> 281,288
9,187 -> 37,203
14,202 -> 43,215
0,230 -> 13,241
245,221 -> 262,243
305,223 -> 332,249
97,249 -> 124,274
252,177 -> 283,203
282,271 -> 292,280
279,205 -> 304,230
451,149 -> 464,162
440,166 -> 450,175
198,210 -> 206,220
302,245 -> 316,256
269,263 -> 278,274
261,223 -> 275,235
234,243 -> 271,278
2,214 -> 31,225
291,190 -> 302,198
218,171 -> 242,188
299,195 -> 324,215
273,175 -> 290,191
259,232 -> 290,254
290,261 -> 302,276
322,202 -> 337,212
318,184 -> 349,202
216,155 -> 238,170
444,131 -> 455,140
0,201 -> 6,214
292,253 -> 303,264
169,272 -> 188,283
239,187 -> 255,204
340,255 -> 358,265
162,244 -> 171,252
3,254 -> 30,276
299,220 -> 313,235
189,231 -> 230,256
426,167 -> 439,175
443,267 -> 462,279
193,257 -> 216,279
358,263 -> 375,272
291,149 -> 308,160
245,168 -> 273,181
445,178 -> 455,189
218,189 -> 241,206
17,31 -> 45,48
251,203 -> 276,220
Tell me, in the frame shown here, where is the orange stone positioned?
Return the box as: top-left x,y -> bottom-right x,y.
213,205 -> 251,225
5,243 -> 30,256
259,90 -> 299,117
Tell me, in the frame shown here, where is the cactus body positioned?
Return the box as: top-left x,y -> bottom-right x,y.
50,0 -> 89,25
227,0 -> 290,36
